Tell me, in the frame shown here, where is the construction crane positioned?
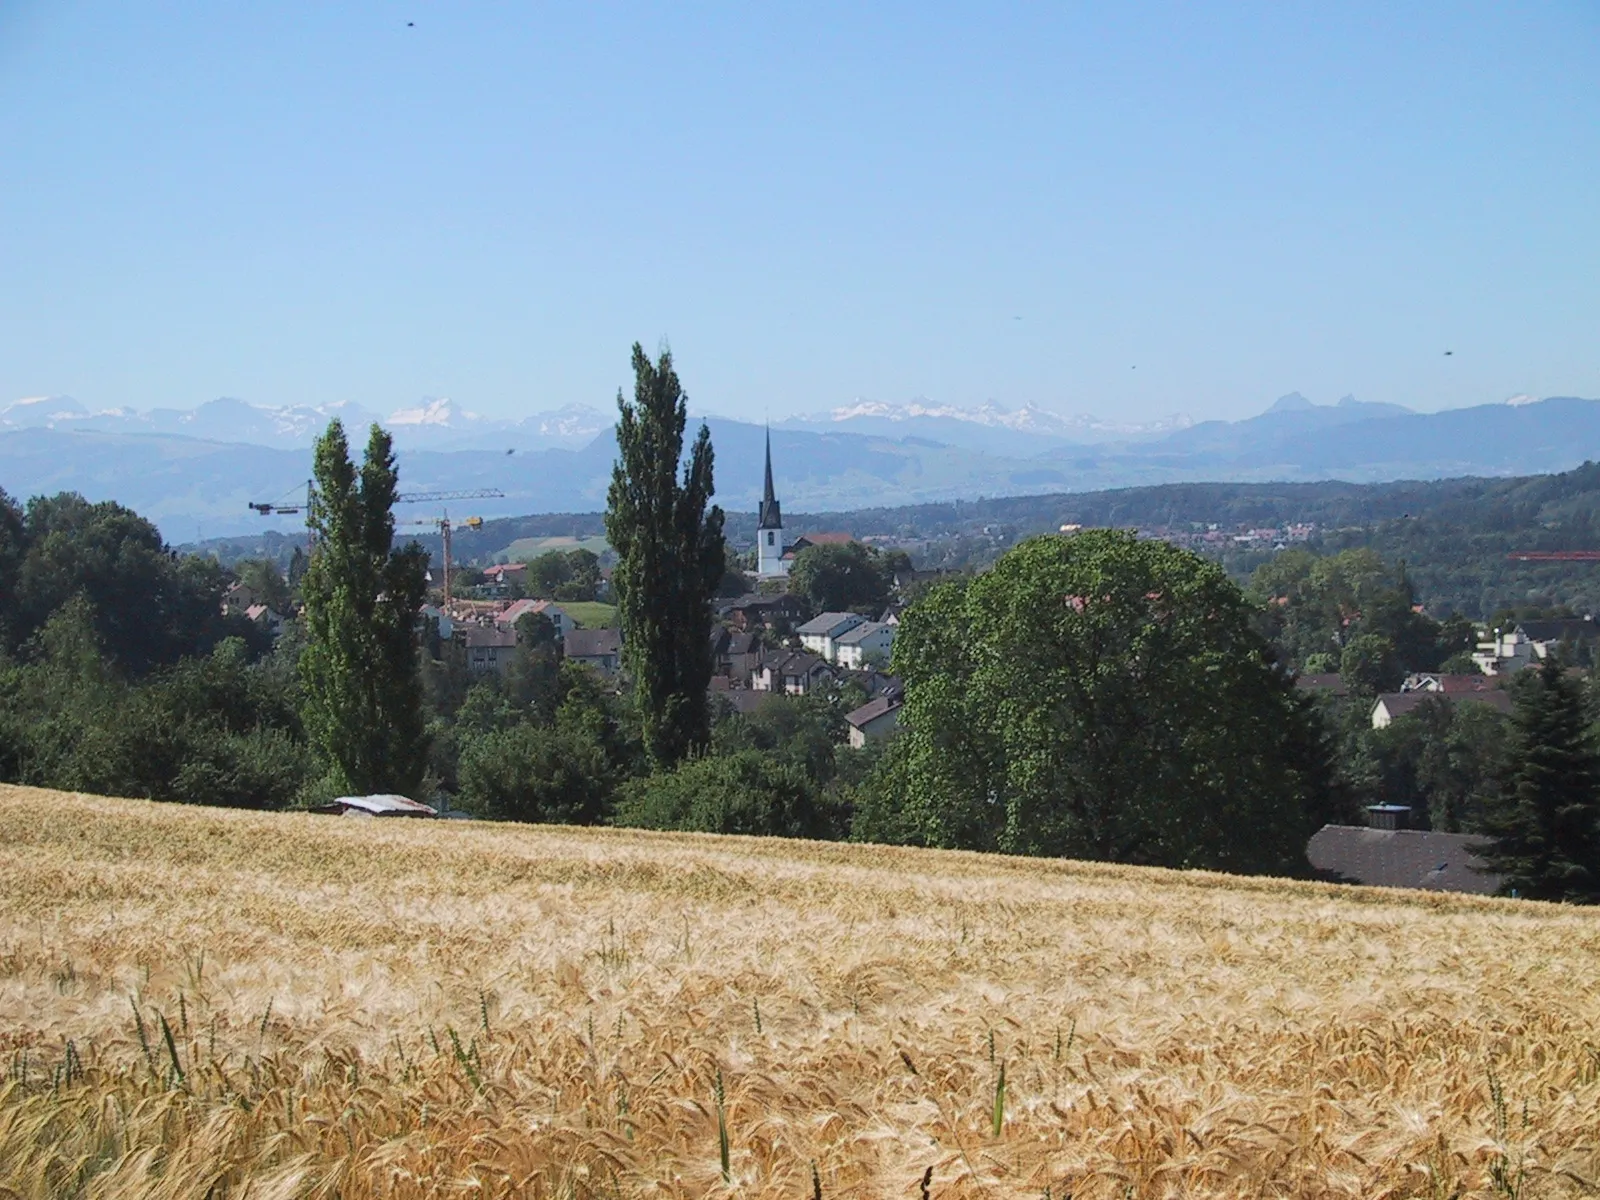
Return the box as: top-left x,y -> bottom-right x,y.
248,481 -> 504,553
1506,551 -> 1600,562
399,513 -> 485,604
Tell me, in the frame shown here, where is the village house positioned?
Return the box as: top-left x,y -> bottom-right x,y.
496,597 -> 571,639
833,620 -> 896,669
565,628 -> 622,675
242,603 -> 284,634
1473,618 -> 1600,674
481,562 -> 527,593
716,592 -> 807,632
844,692 -> 903,748
751,649 -> 833,696
1370,687 -> 1512,729
797,612 -> 867,662
1307,805 -> 1502,895
462,625 -> 518,674
419,603 -> 455,640
709,627 -> 762,685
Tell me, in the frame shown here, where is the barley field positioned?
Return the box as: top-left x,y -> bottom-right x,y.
3,785 -> 1600,1198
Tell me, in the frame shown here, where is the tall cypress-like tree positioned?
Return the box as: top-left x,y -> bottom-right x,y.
299,420 -> 430,795
605,343 -> 725,767
1476,656 -> 1600,901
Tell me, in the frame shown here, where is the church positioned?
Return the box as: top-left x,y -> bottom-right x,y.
754,430 -> 853,578
755,429 -> 789,578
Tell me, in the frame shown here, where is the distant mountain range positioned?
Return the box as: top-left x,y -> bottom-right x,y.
3,391 -> 1599,541
0,394 -> 609,452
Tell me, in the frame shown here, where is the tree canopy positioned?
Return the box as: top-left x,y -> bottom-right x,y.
298,420 -> 430,796
604,344 -> 725,767
1475,657 -> 1600,901
886,530 -> 1343,874
788,541 -> 892,615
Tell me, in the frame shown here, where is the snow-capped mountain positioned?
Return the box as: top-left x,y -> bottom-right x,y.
775,398 -> 1192,456
807,399 -> 1192,439
0,395 -> 610,452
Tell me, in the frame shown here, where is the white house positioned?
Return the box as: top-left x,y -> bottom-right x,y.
796,612 -> 867,662
497,597 -> 571,640
1473,618 -> 1600,674
833,620 -> 895,669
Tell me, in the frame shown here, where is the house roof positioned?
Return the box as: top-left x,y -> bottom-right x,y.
836,621 -> 892,646
727,630 -> 759,654
1306,825 -> 1503,895
717,592 -> 802,614
498,598 -> 564,626
324,793 -> 438,818
796,611 -> 866,636
1516,619 -> 1599,642
565,628 -> 622,658
762,649 -> 828,678
845,693 -> 903,729
1375,690 -> 1512,720
464,625 -> 518,648
797,531 -> 855,546
1427,678 -> 1497,694
716,688 -> 769,715
482,562 -> 527,578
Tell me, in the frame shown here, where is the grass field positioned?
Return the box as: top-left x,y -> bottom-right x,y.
5,784 -> 1600,1198
496,535 -> 611,562
561,600 -> 618,628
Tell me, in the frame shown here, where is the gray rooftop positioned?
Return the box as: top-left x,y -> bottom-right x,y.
796,612 -> 866,636
1307,825 -> 1503,895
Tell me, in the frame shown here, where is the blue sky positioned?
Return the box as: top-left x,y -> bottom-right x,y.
1,1 -> 1596,424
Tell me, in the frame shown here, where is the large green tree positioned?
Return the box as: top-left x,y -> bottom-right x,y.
298,420 -> 430,796
1475,657 -> 1600,901
888,530 -> 1342,874
604,344 -> 725,767
789,540 -> 891,615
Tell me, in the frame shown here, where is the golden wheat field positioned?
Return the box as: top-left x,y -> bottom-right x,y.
4,785 -> 1600,1199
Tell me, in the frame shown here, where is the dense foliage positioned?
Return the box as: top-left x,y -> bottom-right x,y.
604,344 -> 725,767
298,420 -> 430,797
787,541 -> 902,615
1475,657 -> 1600,901
873,532 -> 1344,874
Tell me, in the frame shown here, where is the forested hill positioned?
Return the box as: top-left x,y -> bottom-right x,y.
188,463 -> 1600,618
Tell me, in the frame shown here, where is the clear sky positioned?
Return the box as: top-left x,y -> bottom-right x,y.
1,1 -> 1597,424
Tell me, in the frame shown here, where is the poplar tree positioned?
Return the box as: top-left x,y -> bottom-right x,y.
299,419 -> 429,795
605,343 -> 725,767
1476,656 -> 1600,901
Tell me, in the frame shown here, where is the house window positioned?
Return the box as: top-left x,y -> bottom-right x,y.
767,531 -> 775,546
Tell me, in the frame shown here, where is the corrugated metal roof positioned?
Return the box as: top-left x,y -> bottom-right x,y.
1307,825 -> 1502,895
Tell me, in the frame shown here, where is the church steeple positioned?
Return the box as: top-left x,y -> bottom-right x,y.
758,427 -> 782,530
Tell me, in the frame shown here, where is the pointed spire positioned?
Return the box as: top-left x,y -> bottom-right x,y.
763,426 -> 776,506
758,426 -> 782,530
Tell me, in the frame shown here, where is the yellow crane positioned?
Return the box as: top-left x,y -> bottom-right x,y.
247,483 -> 505,563
398,513 -> 485,605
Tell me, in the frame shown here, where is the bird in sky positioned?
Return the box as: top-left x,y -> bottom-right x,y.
1444,350 -> 1454,356
407,21 -> 415,27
